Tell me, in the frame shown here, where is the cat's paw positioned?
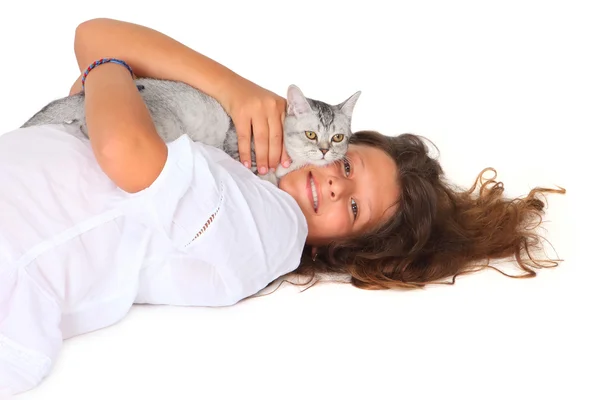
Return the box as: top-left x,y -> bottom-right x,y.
259,170 -> 279,186
275,164 -> 291,178
275,161 -> 306,178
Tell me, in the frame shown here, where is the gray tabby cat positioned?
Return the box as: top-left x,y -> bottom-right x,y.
22,78 -> 361,183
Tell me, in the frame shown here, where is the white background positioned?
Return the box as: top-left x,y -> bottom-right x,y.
1,1 -> 598,399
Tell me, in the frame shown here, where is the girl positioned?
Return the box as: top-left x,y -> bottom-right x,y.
0,18 -> 564,395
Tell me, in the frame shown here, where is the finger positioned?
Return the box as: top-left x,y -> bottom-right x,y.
252,117 -> 270,175
267,115 -> 284,170
234,115 -> 253,168
278,110 -> 291,168
280,145 -> 292,169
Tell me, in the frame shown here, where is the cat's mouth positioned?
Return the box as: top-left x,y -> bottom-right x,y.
307,172 -> 320,213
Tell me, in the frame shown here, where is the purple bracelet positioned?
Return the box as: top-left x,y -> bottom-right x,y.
81,58 -> 134,90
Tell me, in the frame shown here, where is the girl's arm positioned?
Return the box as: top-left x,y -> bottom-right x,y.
82,61 -> 166,193
74,18 -> 289,174
74,18 -> 239,105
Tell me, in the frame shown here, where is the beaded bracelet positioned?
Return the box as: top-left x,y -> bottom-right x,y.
81,58 -> 134,90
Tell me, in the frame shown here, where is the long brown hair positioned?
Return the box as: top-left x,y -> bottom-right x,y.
289,130 -> 566,290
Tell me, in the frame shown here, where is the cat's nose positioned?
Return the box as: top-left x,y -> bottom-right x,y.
319,148 -> 329,156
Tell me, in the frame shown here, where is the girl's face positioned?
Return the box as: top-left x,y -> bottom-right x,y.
278,144 -> 400,245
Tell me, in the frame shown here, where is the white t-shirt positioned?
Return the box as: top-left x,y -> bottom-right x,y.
0,124 -> 307,395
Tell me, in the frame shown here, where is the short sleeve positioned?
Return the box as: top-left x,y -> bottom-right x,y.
133,135 -> 308,307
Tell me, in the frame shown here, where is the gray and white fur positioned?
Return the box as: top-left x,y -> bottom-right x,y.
22,78 -> 361,183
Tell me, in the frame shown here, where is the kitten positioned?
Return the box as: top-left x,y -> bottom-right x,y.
22,79 -> 361,183
277,85 -> 361,178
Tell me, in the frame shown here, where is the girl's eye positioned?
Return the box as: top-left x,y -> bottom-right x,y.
343,159 -> 351,176
342,159 -> 358,220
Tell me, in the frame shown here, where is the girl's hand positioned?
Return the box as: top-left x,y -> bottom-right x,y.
220,76 -> 291,174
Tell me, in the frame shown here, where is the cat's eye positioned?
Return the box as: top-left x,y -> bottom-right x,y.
332,134 -> 345,143
305,131 -> 317,140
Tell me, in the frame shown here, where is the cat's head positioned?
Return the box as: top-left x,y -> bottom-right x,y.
283,84 -> 361,166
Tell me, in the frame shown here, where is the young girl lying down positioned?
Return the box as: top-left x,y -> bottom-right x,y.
0,18 -> 564,395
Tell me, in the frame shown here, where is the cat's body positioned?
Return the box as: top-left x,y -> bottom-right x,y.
22,78 -> 361,183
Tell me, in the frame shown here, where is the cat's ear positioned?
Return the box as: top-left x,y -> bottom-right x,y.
338,91 -> 362,119
287,84 -> 312,117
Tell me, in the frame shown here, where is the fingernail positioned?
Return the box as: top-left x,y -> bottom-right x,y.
259,166 -> 267,175
269,168 -> 275,174
282,160 -> 291,168
243,161 -> 250,168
